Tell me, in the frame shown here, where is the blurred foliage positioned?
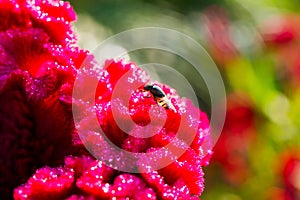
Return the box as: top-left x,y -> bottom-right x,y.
70,0 -> 300,199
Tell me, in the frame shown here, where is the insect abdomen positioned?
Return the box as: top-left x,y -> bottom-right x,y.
157,98 -> 169,108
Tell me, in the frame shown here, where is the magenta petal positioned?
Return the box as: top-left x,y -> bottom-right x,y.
14,166 -> 74,200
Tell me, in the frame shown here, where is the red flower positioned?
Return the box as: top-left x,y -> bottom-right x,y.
260,14 -> 300,89
10,58 -> 212,199
261,15 -> 300,45
212,93 -> 256,185
67,59 -> 212,199
278,150 -> 300,200
0,0 -> 77,45
266,150 -> 300,200
0,0 -> 87,198
0,0 -> 212,199
202,5 -> 239,66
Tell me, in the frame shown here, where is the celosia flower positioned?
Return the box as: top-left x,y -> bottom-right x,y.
260,14 -> 300,88
0,0 -> 212,199
261,15 -> 300,45
202,5 -> 238,66
266,150 -> 300,200
12,58 -> 212,199
0,0 -> 77,45
31,59 -> 211,199
0,0 -> 87,198
212,93 -> 255,185
279,150 -> 300,200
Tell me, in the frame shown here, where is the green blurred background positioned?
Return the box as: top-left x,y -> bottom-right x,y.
69,0 -> 300,199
